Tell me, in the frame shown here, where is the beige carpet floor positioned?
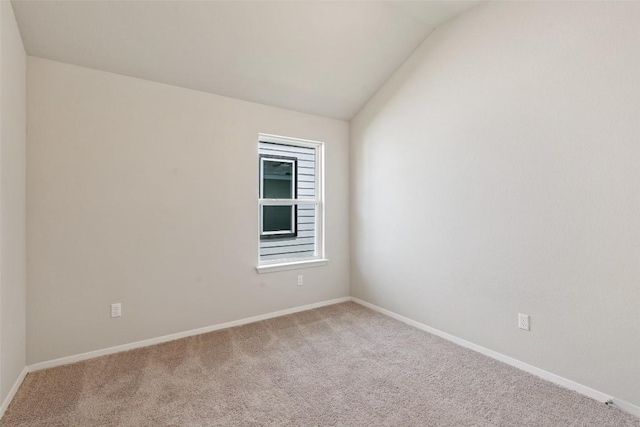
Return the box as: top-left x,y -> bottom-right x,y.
2,302 -> 638,426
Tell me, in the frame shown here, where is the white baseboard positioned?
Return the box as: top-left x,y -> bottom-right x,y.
28,296 -> 351,373
351,297 -> 640,419
0,367 -> 28,419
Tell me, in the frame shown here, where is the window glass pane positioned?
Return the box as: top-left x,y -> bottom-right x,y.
295,146 -> 316,200
297,164 -> 315,200
258,140 -> 319,263
262,205 -> 294,233
263,160 -> 293,198
260,204 -> 316,261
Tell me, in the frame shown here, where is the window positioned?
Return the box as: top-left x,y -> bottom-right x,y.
257,134 -> 326,272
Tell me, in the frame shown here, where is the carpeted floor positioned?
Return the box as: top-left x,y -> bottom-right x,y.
2,302 -> 638,426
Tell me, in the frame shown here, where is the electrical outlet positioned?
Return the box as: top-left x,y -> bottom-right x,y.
518,313 -> 530,331
111,303 -> 122,318
297,275 -> 303,286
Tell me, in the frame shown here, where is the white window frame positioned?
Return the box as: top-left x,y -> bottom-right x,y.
256,133 -> 327,273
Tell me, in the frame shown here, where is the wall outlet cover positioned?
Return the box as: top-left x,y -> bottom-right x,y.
111,303 -> 122,318
518,313 -> 530,331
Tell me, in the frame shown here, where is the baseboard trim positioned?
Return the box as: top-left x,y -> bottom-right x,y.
0,367 -> 28,419
351,297 -> 640,419
28,296 -> 351,373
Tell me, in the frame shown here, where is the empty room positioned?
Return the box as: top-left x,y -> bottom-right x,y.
0,0 -> 639,425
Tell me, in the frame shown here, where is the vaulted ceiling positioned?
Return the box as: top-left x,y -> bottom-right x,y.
11,1 -> 478,120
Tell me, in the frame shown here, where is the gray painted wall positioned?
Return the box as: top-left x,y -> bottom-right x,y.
26,57 -> 350,365
0,0 -> 27,404
351,1 -> 640,408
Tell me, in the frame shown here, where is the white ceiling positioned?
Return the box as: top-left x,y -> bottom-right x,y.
11,1 -> 478,120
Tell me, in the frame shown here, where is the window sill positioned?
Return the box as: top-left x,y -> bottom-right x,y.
256,258 -> 329,274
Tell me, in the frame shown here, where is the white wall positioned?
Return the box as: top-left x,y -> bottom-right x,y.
27,57 -> 350,364
0,0 -> 27,404
351,1 -> 640,408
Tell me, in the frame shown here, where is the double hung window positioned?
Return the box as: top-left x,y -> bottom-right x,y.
257,134 -> 325,272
